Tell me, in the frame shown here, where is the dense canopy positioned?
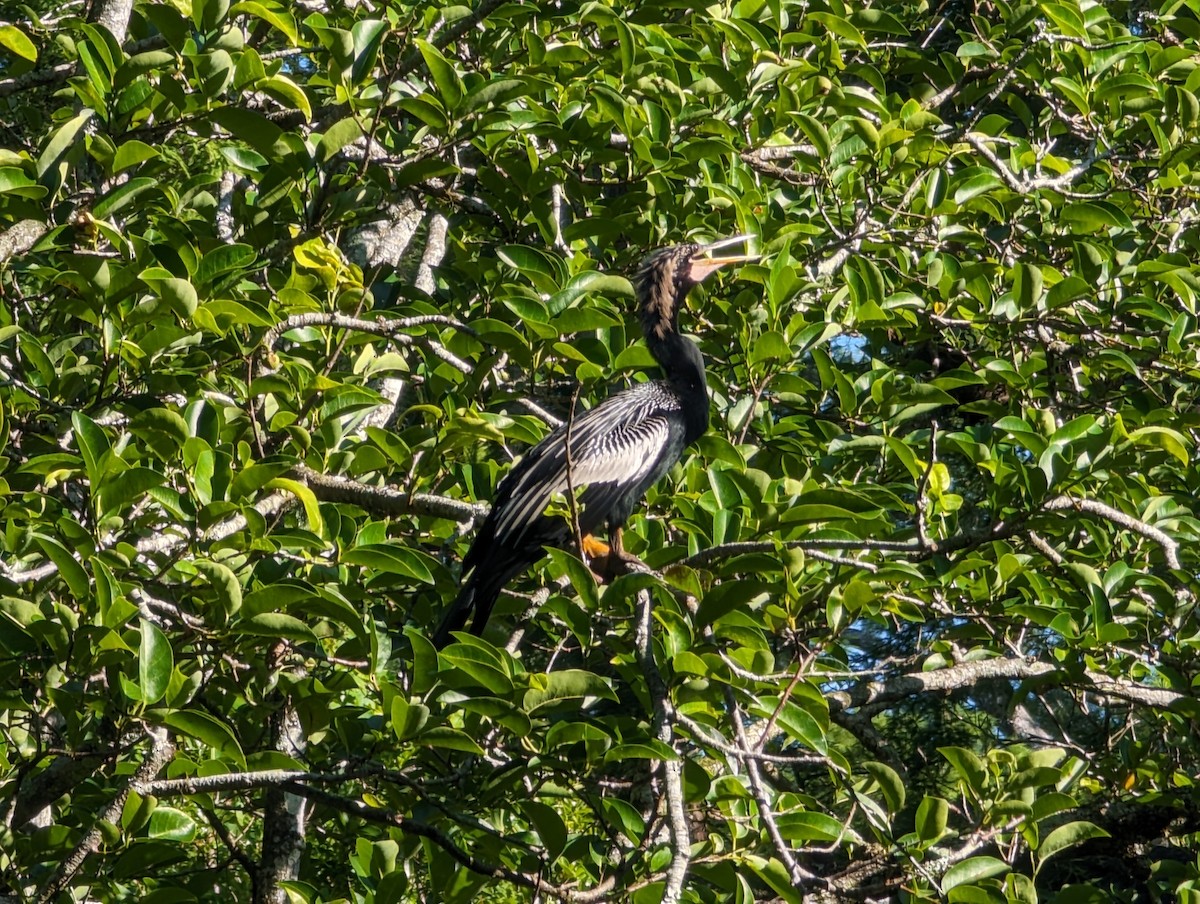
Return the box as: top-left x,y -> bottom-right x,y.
3,0 -> 1200,901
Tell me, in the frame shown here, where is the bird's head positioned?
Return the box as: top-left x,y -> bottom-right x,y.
636,235 -> 755,340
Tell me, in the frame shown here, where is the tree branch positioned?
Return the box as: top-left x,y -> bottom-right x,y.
36,727 -> 174,904
633,588 -> 691,902
1042,495 -> 1181,570
294,465 -> 487,524
262,311 -> 475,374
826,658 -> 1185,718
281,781 -> 608,901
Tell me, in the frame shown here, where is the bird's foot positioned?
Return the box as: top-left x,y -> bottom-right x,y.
581,534 -> 648,581
581,534 -> 611,560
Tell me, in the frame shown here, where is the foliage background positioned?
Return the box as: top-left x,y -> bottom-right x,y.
2,0 -> 1200,901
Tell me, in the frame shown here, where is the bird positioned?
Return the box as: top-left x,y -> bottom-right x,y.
432,235 -> 754,647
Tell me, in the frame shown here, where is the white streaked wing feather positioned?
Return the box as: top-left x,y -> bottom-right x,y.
492,385 -> 679,540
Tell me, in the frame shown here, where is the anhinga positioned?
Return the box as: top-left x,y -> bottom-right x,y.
433,236 -> 753,647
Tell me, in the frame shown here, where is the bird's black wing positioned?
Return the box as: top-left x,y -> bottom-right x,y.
488,381 -> 685,547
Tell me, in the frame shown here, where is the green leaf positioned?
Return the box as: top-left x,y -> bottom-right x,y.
34,535 -> 91,601
101,467 -> 165,512
390,696 -> 430,740
954,170 -> 1003,204
464,76 -> 530,111
317,117 -> 363,163
774,810 -> 848,843
940,746 -> 986,794
926,167 -> 947,208
546,271 -> 633,314
942,856 -> 1010,889
259,74 -> 312,119
695,579 -> 771,627
750,329 -> 790,364
163,710 -> 246,767
0,25 -> 37,63
405,627 -> 438,695
234,612 -> 319,643
519,800 -> 567,860
600,797 -> 645,845
351,18 -> 388,82
343,543 -> 436,583
231,1 -> 299,43
439,642 -> 516,695
1061,201 -> 1133,232
863,761 -> 905,814
415,38 -> 465,109
416,727 -> 484,754
140,274 -> 198,318
749,696 -> 828,753
523,669 -> 618,712
148,807 -> 197,842
545,548 -> 599,610
113,140 -> 160,172
915,796 -> 949,842
810,12 -> 866,46
605,741 -> 678,761
195,244 -> 256,287
193,560 -> 243,619
1012,262 -> 1043,310
453,696 -> 532,736
37,110 -> 93,182
1126,426 -> 1190,465
139,620 -> 173,704
1031,791 -> 1077,822
0,167 -> 47,199
1038,820 -> 1109,864
210,107 -> 283,154
72,410 -> 112,490
265,478 -> 325,538
745,855 -> 805,904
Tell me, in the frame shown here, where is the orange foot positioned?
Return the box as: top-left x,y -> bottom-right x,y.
581,534 -> 611,560
581,531 -> 647,581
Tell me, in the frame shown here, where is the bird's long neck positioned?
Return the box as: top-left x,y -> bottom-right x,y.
646,319 -> 704,388
636,248 -> 710,437
643,304 -> 709,441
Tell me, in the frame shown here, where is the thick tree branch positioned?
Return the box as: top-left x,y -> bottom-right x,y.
36,727 -> 174,904
0,219 -> 47,263
1042,495 -> 1181,570
826,658 -> 1185,717
634,588 -> 691,903
295,465 -> 487,524
964,132 -> 1109,196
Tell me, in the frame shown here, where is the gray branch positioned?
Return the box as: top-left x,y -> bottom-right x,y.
262,311 -> 474,375
294,465 -> 487,525
826,658 -> 1185,718
634,588 -> 691,903
36,727 -> 174,904
1042,495 -> 1181,570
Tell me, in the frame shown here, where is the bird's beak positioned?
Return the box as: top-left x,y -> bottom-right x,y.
689,233 -> 757,282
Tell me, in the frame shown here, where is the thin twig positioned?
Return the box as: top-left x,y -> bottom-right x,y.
721,684 -> 827,889
563,385 -> 585,556
675,712 -> 827,766
262,311 -> 474,374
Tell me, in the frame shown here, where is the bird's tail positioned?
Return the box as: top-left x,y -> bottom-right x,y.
431,568 -> 508,649
433,516 -> 563,648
